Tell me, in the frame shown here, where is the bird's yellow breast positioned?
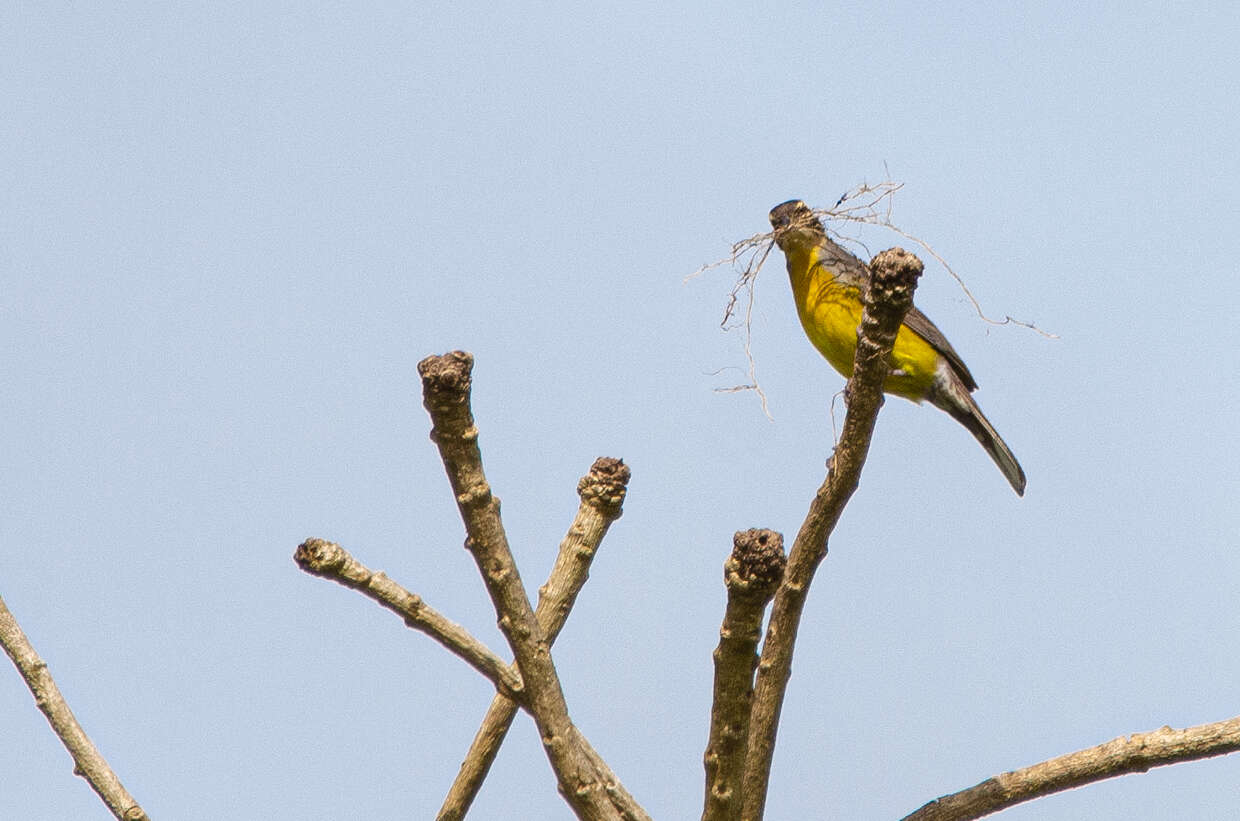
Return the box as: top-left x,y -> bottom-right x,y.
788,244 -> 942,401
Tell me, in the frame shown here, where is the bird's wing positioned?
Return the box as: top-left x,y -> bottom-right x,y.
815,237 -> 870,287
816,234 -> 979,392
903,306 -> 978,391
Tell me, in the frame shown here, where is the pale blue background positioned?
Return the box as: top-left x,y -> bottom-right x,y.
3,3 -> 1238,819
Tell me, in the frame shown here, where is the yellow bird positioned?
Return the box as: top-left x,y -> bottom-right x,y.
769,199 -> 1026,496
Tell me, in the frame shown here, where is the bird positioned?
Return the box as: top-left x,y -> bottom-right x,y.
768,199 -> 1026,496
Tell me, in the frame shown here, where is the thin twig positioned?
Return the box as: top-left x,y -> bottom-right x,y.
853,219 -> 1056,338
902,716 -> 1240,821
702,530 -> 786,821
740,249 -> 923,821
418,352 -> 650,821
826,182 -> 1053,337
293,538 -> 524,698
0,594 -> 150,821
690,229 -> 778,415
684,231 -> 772,285
438,457 -> 633,821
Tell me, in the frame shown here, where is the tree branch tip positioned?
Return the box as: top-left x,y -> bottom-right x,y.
578,457 -> 632,512
868,247 -> 924,303
418,351 -> 475,407
588,456 -> 630,481
725,529 -> 786,600
294,538 -> 347,574
417,350 -> 475,379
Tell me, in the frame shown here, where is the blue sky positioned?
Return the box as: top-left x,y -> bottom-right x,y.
2,3 -> 1238,819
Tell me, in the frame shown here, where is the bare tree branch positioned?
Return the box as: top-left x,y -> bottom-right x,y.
740,248 -> 923,821
293,538 -> 524,698
438,457 -> 632,821
702,530 -> 786,821
0,594 -> 150,821
418,352 -> 649,821
902,716 -> 1240,821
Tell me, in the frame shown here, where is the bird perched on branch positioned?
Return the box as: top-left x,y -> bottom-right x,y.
769,199 -> 1026,496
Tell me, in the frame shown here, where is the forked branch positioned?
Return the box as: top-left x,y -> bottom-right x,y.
438,457 -> 632,821
419,352 -> 649,821
740,248 -> 924,821
702,530 -> 786,821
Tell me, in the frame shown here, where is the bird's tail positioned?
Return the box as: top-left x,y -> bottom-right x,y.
929,368 -> 1027,496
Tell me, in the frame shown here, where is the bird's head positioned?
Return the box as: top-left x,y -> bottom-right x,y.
768,200 -> 825,251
